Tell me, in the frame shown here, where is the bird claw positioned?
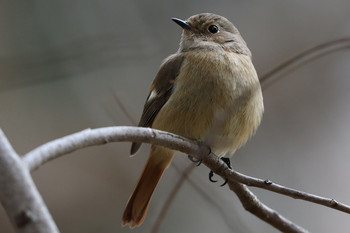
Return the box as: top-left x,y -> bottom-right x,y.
221,157 -> 232,169
208,157 -> 232,186
220,178 -> 228,187
188,155 -> 202,166
209,170 -> 217,183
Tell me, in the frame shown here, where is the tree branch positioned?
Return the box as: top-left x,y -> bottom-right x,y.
23,126 -> 206,171
0,129 -> 59,233
202,152 -> 350,214
20,126 -> 350,232
259,37 -> 350,89
22,126 -> 307,232
228,180 -> 308,233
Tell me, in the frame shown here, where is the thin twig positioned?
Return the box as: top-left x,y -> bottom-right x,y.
167,163 -> 253,233
150,163 -> 196,233
112,92 -> 137,125
203,154 -> 309,232
261,45 -> 350,90
234,169 -> 350,213
202,152 -> 350,214
228,180 -> 308,233
259,37 -> 350,85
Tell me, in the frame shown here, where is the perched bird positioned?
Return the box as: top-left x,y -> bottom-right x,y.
122,13 -> 264,228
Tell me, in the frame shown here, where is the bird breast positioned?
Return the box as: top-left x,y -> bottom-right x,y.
152,50 -> 263,156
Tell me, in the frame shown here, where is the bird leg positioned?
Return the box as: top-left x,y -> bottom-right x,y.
209,157 -> 232,186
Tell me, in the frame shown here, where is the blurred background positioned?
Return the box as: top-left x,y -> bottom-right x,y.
1,1 -> 350,232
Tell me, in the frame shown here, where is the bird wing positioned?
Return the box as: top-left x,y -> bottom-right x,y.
130,54 -> 185,154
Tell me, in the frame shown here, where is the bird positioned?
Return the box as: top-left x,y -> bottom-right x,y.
122,13 -> 264,228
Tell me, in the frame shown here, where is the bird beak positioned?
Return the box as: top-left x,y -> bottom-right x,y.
171,18 -> 192,30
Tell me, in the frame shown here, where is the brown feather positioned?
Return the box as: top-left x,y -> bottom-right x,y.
130,54 -> 185,155
122,146 -> 174,227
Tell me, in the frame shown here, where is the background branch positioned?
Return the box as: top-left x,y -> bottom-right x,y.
150,163 -> 196,233
259,37 -> 350,89
0,129 -> 59,233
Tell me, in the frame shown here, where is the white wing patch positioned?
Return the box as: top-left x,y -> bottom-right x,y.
147,90 -> 158,102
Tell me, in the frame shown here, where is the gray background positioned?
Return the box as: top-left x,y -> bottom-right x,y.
1,1 -> 350,232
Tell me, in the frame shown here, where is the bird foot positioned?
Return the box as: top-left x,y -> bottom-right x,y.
209,157 -> 232,186
188,155 -> 202,166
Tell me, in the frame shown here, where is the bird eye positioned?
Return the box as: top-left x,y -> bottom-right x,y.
208,25 -> 219,34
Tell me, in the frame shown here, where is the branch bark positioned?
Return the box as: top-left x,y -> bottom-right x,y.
202,152 -> 350,214
22,126 -> 350,215
0,129 -> 59,233
228,180 -> 308,233
2,126 -> 349,232
23,126 -> 205,171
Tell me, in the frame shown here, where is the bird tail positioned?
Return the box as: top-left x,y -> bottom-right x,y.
122,145 -> 174,228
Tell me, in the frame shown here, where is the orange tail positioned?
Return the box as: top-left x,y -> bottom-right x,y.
122,145 -> 174,228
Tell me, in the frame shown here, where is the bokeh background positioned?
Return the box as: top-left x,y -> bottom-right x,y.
1,1 -> 350,232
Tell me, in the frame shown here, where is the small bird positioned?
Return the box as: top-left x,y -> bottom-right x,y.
122,13 -> 264,228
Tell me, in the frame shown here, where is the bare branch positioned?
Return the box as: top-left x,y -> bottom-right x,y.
158,163 -> 254,233
12,126 -> 348,232
14,126 -> 320,232
201,152 -> 350,215
231,169 -> 350,214
0,129 -> 59,233
259,38 -> 350,92
202,154 -> 311,233
259,37 -> 350,86
23,126 -> 207,171
228,180 -> 309,233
